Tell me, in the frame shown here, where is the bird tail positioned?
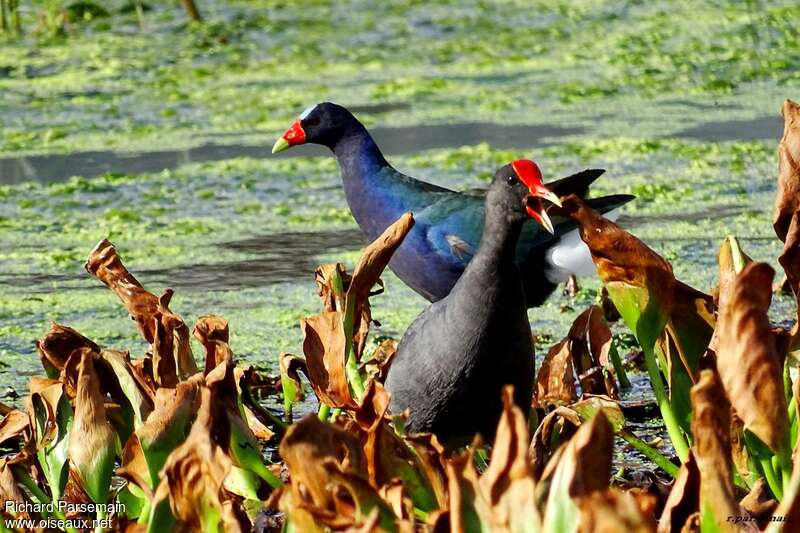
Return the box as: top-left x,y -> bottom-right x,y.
546,168 -> 605,199
584,193 -> 636,216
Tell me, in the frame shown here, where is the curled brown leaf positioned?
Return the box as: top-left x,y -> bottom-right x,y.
715,262 -> 789,454
773,99 -> 800,242
560,195 -> 675,296
193,315 -> 231,375
658,452 -> 699,533
301,311 -> 356,409
0,410 -> 30,448
68,348 -> 116,505
479,386 -> 540,530
534,339 -> 576,407
36,323 -> 99,372
579,488 -> 656,533
690,368 -> 753,532
157,386 -> 239,531
279,414 -> 367,512
85,239 -> 160,343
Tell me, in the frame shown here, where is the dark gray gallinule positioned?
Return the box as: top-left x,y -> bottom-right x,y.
383,160 -> 559,446
273,103 -> 633,307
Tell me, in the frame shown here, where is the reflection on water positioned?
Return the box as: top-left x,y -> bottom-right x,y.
0,122 -> 584,184
0,115 -> 782,186
0,229 -> 368,291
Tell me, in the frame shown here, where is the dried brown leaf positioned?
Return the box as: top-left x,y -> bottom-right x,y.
68,348 -> 116,505
0,458 -> 30,520
779,210 -> 800,339
569,306 -> 618,398
739,479 -> 777,523
36,323 -> 99,372
690,368 -> 752,532
27,378 -> 64,446
773,99 -> 800,242
362,338 -> 398,383
530,407 -> 581,481
715,262 -> 789,454
403,433 -> 449,509
557,410 -> 613,498
479,386 -> 540,531
85,239 -> 160,343
315,263 -> 350,312
279,414 -> 367,512
151,290 -> 191,387
534,339 -> 576,407
121,375 -> 203,489
658,452 -> 699,533
156,386 -> 238,531
579,488 -> 656,533
301,311 -> 357,409
0,410 -> 29,447
97,349 -> 155,424
729,411 -> 751,488
561,195 -> 675,299
445,448 -> 492,532
346,212 -> 414,319
193,315 -> 231,376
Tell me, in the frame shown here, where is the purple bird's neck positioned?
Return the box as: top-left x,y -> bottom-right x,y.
332,126 -> 390,180
329,126 -> 413,238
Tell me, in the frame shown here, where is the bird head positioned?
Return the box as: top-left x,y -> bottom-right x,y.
272,102 -> 349,153
490,160 -> 562,232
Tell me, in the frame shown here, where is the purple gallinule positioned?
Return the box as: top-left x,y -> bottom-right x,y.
273,103 -> 633,306
384,160 -> 556,446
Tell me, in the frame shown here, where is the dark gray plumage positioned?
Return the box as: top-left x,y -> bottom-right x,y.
385,163 -> 544,448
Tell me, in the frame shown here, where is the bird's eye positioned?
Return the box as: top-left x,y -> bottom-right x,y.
506,175 -> 517,185
304,115 -> 320,127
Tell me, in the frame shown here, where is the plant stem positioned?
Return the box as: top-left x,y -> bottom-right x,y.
180,0 -> 203,22
12,466 -> 78,533
240,385 -> 286,435
9,0 -> 18,34
345,340 -> 366,399
473,447 -> 489,472
330,266 -> 366,401
0,0 -> 7,33
281,379 -> 293,425
95,507 -> 107,533
318,402 -> 331,421
643,344 -> 690,462
133,0 -> 145,29
330,407 -> 342,420
761,456 -> 783,500
619,430 -> 679,477
609,341 -> 631,389
11,465 -> 51,508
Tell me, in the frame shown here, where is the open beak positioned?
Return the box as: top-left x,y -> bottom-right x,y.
534,187 -> 562,208
511,159 -> 562,233
526,197 -> 555,234
272,118 -> 306,154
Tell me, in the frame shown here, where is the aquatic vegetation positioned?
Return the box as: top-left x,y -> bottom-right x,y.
3,159 -> 800,529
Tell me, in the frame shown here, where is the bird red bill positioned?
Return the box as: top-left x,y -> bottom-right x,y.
282,119 -> 306,146
525,197 -> 555,233
512,159 -> 560,233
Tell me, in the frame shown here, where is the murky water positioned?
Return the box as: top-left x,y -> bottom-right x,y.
0,122 -> 584,184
